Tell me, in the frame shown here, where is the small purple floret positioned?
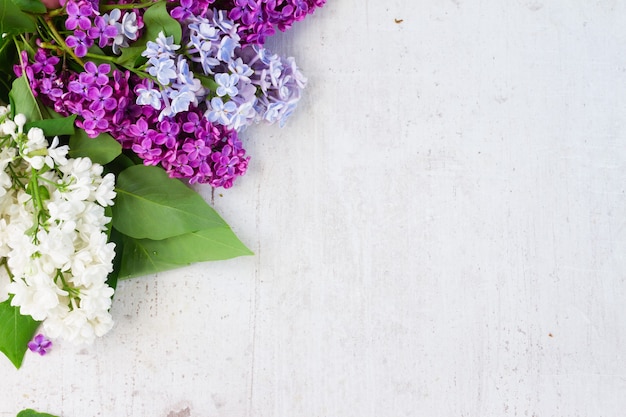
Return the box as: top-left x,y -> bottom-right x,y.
28,334 -> 52,356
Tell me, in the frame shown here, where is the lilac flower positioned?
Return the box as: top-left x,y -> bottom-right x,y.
120,11 -> 141,41
84,62 -> 111,86
68,73 -> 94,97
87,16 -> 118,48
147,56 -> 177,85
136,85 -> 162,110
206,97 -> 237,126
65,0 -> 94,31
215,73 -> 239,97
65,30 -> 92,58
80,108 -> 109,135
182,111 -> 203,134
170,0 -> 194,21
87,85 -> 117,111
28,334 -> 52,356
154,119 -> 180,148
182,137 -> 212,162
217,36 -> 238,62
228,57 -> 254,82
169,87 -> 196,114
39,79 -> 63,99
142,32 -> 180,60
31,50 -> 60,75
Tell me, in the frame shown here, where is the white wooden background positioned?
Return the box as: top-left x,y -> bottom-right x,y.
2,1 -> 626,416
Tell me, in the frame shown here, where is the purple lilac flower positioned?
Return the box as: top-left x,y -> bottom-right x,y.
170,0 -> 194,20
28,334 -> 52,356
65,30 -> 93,58
216,0 -> 325,45
65,0 -> 95,31
87,15 -> 118,48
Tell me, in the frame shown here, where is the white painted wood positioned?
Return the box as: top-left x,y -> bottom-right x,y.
2,1 -> 626,416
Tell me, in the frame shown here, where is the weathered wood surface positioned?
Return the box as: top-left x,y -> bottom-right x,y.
2,1 -> 626,416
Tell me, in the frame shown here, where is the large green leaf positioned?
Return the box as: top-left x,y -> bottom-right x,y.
26,114 -> 76,137
0,300 -> 40,369
112,165 -> 229,240
0,35 -> 17,104
16,410 -> 59,417
0,0 -> 36,34
9,76 -> 42,122
10,0 -> 46,14
118,228 -> 252,279
143,1 -> 182,44
69,130 -> 122,165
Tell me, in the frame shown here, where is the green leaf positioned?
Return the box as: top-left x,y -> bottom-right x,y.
26,114 -> 76,137
0,299 -> 40,369
118,228 -> 252,279
112,165 -> 229,240
116,45 -> 146,68
69,130 -> 122,165
9,76 -> 41,122
16,409 -> 59,417
10,0 -> 46,14
0,35 -> 17,104
143,1 -> 182,44
0,0 -> 36,34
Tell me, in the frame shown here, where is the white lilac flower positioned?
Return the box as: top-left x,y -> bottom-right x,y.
0,112 -> 117,346
142,31 -> 180,60
120,11 -> 140,41
136,83 -> 163,110
0,265 -> 10,303
104,9 -> 140,54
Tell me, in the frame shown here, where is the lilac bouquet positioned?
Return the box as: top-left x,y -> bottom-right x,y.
0,0 -> 325,371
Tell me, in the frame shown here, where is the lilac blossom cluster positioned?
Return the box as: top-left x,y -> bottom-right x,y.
12,0 -> 321,188
16,49 -> 248,187
221,0 -> 327,45
165,0 -> 326,46
63,0 -> 144,57
0,109 -> 117,346
142,9 -> 307,132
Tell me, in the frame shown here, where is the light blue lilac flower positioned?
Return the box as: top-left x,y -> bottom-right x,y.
148,56 -> 178,85
228,57 -> 254,82
136,82 -> 162,110
168,86 -> 197,114
215,73 -> 239,97
206,97 -> 237,125
142,31 -> 181,60
217,36 -> 238,61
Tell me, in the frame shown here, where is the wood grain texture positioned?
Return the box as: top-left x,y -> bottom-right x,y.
2,1 -> 626,416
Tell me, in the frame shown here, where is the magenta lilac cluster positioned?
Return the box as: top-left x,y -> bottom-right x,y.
16,50 -> 248,187
13,0 -> 324,188
222,0 -> 327,45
